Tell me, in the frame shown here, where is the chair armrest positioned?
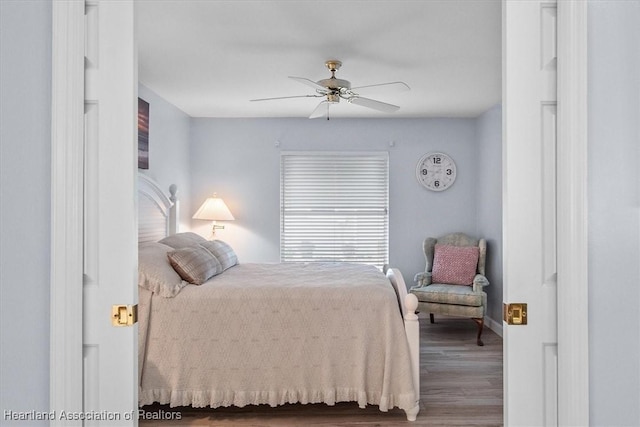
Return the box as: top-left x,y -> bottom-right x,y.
414,271 -> 432,287
473,274 -> 490,292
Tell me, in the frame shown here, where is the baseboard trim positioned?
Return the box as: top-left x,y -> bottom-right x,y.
485,316 -> 503,338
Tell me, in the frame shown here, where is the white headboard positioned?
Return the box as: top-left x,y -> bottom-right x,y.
138,173 -> 179,243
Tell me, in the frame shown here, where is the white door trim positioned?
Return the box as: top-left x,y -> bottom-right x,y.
556,1 -> 589,424
50,1 -> 85,423
49,2 -> 589,424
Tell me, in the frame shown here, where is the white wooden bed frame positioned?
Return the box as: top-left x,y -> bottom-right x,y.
137,173 -> 421,421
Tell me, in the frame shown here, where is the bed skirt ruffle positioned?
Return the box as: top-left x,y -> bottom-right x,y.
139,387 -> 417,413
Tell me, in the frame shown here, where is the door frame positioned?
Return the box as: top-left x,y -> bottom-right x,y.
50,1 -> 589,423
555,1 -> 589,424
50,2 -> 85,423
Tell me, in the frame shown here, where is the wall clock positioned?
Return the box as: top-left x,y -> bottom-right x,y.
416,152 -> 457,191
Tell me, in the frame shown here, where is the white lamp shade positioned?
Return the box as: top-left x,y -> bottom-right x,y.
192,196 -> 235,221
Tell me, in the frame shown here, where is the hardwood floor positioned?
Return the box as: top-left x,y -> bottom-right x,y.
140,314 -> 503,426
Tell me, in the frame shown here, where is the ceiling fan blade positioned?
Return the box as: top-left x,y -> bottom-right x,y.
250,94 -> 323,102
350,81 -> 410,94
309,100 -> 330,119
349,96 -> 400,113
289,76 -> 328,93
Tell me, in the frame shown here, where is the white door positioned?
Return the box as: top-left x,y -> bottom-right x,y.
83,1 -> 138,425
51,1 -> 137,426
503,0 -> 559,425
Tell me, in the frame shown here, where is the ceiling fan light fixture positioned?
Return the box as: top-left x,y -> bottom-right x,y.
326,93 -> 340,103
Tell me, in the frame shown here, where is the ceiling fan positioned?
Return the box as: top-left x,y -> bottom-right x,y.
250,60 -> 410,119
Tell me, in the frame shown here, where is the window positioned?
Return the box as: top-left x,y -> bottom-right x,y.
280,152 -> 389,269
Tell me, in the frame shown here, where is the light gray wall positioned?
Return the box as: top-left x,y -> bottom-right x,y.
189,118 -> 483,289
0,0 -> 51,424
475,104 -> 503,324
138,84 -> 192,230
588,1 -> 640,425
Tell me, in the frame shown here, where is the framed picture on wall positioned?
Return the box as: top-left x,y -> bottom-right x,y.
138,98 -> 150,169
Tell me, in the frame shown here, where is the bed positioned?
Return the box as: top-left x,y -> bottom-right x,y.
137,173 -> 421,421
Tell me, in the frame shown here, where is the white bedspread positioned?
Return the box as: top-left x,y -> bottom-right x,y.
138,262 -> 417,412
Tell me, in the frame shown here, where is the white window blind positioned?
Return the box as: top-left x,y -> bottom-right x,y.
280,152 -> 389,269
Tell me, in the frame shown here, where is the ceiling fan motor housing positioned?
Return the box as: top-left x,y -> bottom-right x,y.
317,59 -> 350,100
317,77 -> 351,91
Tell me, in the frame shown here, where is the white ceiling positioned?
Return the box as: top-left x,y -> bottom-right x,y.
136,1 -> 501,119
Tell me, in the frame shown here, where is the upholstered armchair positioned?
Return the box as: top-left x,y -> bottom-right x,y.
410,233 -> 489,346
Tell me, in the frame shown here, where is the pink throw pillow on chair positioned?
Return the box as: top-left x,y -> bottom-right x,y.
431,244 -> 479,286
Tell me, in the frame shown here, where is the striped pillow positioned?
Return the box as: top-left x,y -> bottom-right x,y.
167,245 -> 222,285
200,240 -> 238,271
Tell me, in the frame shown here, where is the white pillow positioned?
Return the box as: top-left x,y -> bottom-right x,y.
158,232 -> 207,249
138,242 -> 188,297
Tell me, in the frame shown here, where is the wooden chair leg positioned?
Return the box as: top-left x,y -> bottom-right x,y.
472,318 -> 484,346
429,313 -> 435,324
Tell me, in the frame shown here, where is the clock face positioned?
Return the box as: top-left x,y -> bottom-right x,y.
416,152 -> 457,191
